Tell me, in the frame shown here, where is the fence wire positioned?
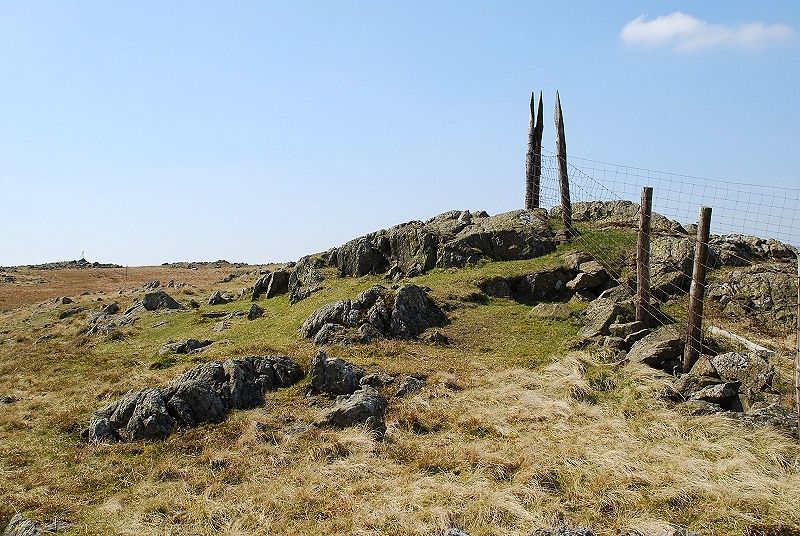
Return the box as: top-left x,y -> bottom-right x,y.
535,150 -> 799,360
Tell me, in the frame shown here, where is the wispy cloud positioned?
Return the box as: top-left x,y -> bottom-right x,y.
620,12 -> 794,51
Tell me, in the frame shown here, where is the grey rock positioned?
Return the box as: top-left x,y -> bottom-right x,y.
562,251 -> 593,270
252,269 -> 290,300
308,351 -> 364,396
422,329 -> 449,346
213,321 -> 231,332
682,399 -> 726,415
142,291 -> 183,311
551,200 -> 685,234
58,307 -> 84,319
609,321 -> 646,338
529,527 -> 596,536
247,303 -> 264,320
208,290 -> 229,306
389,284 -> 446,339
159,339 -> 213,355
316,387 -> 388,439
101,302 -> 119,315
2,514 -> 41,536
59,296 -> 73,305
143,280 -> 161,290
578,298 -> 623,338
360,372 -> 396,388
445,530 -> 471,536
627,326 -> 684,369
396,375 -> 425,397
313,323 -> 345,346
87,356 -> 303,442
623,328 -> 651,347
710,352 -> 774,408
481,268 -> 572,305
531,303 -> 571,319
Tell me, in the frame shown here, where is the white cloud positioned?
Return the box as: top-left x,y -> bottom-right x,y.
620,12 -> 794,51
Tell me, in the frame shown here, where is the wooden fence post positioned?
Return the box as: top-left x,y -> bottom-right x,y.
525,92 -> 544,210
683,206 -> 712,372
795,257 -> 799,440
636,187 -> 653,324
554,90 -> 572,234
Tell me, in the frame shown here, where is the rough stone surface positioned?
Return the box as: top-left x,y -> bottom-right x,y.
159,339 -> 213,355
2,514 -> 41,536
578,298 -> 623,338
316,387 -> 388,439
252,269 -> 290,300
142,291 -> 183,311
710,352 -> 773,395
530,303 -> 571,319
627,326 -> 685,369
529,528 -> 596,536
551,200 -> 685,234
87,355 -> 303,442
207,290 -> 229,306
334,209 -> 555,277
395,375 -> 425,397
360,372 -> 396,388
308,351 -> 364,396
301,284 -> 445,343
247,303 -> 264,320
480,268 -> 572,304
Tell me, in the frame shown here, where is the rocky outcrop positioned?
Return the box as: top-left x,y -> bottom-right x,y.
142,291 -> 183,311
307,351 -> 364,396
252,269 -> 290,300
333,209 -> 556,278
315,387 -> 388,439
207,290 -> 229,306
86,355 -> 303,442
480,267 -> 573,304
551,200 -> 685,234
300,284 -> 446,344
288,255 -> 325,304
707,263 -> 797,333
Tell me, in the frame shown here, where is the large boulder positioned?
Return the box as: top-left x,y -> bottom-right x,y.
627,326 -> 685,370
707,263 -> 797,333
142,291 -> 183,311
87,355 -> 303,442
578,298 -> 624,338
252,269 -> 291,300
389,284 -> 447,339
308,351 -> 364,396
300,284 -> 445,343
316,387 -> 388,439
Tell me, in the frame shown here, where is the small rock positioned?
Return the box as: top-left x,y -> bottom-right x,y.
422,329 -> 450,345
316,387 -> 388,439
213,321 -> 231,332
58,307 -> 84,319
101,302 -> 119,315
59,296 -> 73,305
578,298 -> 623,338
360,372 -> 396,388
627,326 -> 684,369
529,527 -> 595,536
530,302 -> 571,319
248,303 -> 264,320
395,375 -> 425,397
2,513 -> 41,536
609,321 -> 646,338
142,291 -> 183,311
208,290 -> 229,306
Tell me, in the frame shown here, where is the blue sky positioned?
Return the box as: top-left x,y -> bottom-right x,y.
1,1 -> 798,266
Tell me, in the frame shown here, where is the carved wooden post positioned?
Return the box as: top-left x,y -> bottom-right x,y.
636,187 -> 653,324
525,92 -> 544,210
683,206 -> 712,372
554,91 -> 573,234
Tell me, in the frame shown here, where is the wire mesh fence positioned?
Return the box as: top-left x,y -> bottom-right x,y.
535,149 -> 799,363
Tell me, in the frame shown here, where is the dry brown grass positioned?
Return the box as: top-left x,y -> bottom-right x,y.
1,257 -> 798,536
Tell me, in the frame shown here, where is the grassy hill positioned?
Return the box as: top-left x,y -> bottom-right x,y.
0,229 -> 798,536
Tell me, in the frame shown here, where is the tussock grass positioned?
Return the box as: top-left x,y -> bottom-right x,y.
1,251 -> 798,535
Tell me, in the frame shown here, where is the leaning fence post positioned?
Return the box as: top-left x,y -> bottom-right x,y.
525,91 -> 544,210
683,206 -> 712,372
554,90 -> 573,234
636,187 -> 653,324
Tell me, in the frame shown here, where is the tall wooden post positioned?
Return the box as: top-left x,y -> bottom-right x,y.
525,92 -> 544,210
636,187 -> 653,324
795,257 -> 799,440
683,206 -> 712,372
554,91 -> 572,234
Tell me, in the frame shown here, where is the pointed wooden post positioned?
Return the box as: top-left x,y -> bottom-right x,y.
683,206 -> 712,372
636,186 -> 653,324
525,92 -> 544,210
554,91 -> 573,234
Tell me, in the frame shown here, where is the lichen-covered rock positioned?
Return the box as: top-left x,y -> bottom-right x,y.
300,284 -> 445,343
252,269 -> 291,300
395,376 -> 425,397
578,298 -> 623,338
308,351 -> 364,396
2,514 -> 41,536
710,352 -> 773,395
480,268 -> 572,304
87,356 -> 303,442
316,387 -> 388,439
627,326 -> 684,370
551,200 -> 685,234
142,291 -> 183,311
